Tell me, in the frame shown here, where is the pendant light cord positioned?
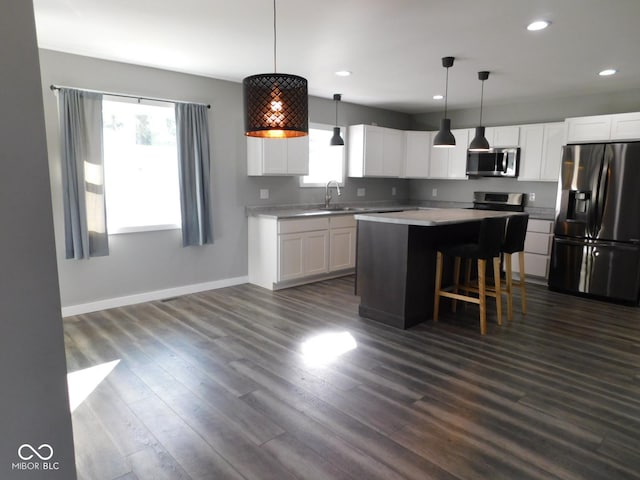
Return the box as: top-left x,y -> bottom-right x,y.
479,79 -> 484,126
273,0 -> 277,73
335,99 -> 339,125
443,66 -> 449,118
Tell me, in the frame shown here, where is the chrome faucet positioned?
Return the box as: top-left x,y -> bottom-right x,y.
324,180 -> 342,208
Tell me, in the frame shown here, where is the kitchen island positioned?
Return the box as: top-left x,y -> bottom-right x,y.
354,208 -> 522,329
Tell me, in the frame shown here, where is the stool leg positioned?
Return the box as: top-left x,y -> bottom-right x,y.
477,259 -> 487,335
505,253 -> 514,321
493,256 -> 502,326
519,251 -> 527,315
452,256 -> 461,313
433,251 -> 443,322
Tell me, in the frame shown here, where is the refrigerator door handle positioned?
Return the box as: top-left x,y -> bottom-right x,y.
594,148 -> 611,235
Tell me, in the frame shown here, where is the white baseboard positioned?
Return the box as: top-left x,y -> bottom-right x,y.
61,275 -> 249,317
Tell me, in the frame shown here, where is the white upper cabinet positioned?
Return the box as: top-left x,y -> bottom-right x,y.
402,130 -> 431,178
566,112 -> 640,143
518,122 -> 565,182
518,124 -> 545,181
247,136 -> 309,176
429,128 -> 469,179
539,123 -> 565,181
565,115 -> 612,143
485,125 -> 520,147
348,124 -> 402,177
610,112 -> 640,140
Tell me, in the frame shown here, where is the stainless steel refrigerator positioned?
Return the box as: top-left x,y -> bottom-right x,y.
549,142 -> 640,304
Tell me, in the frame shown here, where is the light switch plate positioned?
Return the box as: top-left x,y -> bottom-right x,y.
432,188 -> 438,197
260,189 -> 269,200
357,188 -> 366,197
391,187 -> 397,196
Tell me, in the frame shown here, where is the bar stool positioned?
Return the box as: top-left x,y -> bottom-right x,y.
433,216 -> 507,335
502,214 -> 529,319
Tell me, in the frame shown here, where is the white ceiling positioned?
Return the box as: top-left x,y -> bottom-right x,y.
32,0 -> 640,114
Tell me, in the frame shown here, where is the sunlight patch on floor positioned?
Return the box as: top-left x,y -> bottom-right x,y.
301,332 -> 357,367
67,359 -> 120,412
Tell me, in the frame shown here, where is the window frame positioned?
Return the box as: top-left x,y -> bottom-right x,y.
101,96 -> 182,236
299,122 -> 347,188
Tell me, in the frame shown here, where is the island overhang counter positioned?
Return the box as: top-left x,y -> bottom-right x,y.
353,208 -> 524,329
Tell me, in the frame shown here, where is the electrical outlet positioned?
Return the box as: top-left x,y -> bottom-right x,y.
529,192 -> 536,202
391,187 -> 397,196
357,188 -> 366,197
432,188 -> 438,197
260,188 -> 269,200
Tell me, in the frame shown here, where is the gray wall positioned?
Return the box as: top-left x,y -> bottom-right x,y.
40,50 -> 410,309
0,3 -> 76,479
408,88 -> 640,209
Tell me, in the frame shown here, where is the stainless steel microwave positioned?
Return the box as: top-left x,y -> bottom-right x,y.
466,147 -> 520,178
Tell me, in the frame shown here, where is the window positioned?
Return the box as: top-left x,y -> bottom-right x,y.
300,124 -> 346,186
102,98 -> 181,234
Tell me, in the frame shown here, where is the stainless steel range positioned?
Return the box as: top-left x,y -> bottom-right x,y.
472,191 -> 525,212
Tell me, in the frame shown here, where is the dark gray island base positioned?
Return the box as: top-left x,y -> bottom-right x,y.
354,209 -> 522,329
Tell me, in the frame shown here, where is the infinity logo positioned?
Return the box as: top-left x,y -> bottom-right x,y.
18,444 -> 54,461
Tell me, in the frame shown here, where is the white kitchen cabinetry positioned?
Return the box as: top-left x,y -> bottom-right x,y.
565,115 -> 612,143
429,128 -> 469,179
248,214 -> 356,290
506,218 -> 553,281
567,112 -> 640,143
484,125 -> 520,146
329,215 -> 357,271
518,122 -> 565,182
610,112 -> 640,140
348,124 -> 402,177
403,130 -> 431,178
247,136 -> 309,175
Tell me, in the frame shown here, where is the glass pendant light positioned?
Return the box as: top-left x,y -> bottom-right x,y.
243,0 -> 308,138
433,56 -> 456,148
469,71 -> 491,152
330,94 -> 344,146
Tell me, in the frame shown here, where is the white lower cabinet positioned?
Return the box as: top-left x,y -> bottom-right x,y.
506,219 -> 553,281
249,214 -> 356,290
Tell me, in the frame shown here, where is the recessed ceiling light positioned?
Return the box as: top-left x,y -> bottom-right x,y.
335,70 -> 352,77
527,20 -> 550,31
599,69 -> 617,76
433,95 -> 444,100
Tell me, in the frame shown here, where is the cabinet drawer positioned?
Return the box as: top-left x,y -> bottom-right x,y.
278,217 -> 329,234
524,232 -> 552,255
528,219 -> 553,234
330,214 -> 356,229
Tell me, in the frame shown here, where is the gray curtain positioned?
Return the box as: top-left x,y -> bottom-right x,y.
59,88 -> 109,259
175,103 -> 214,246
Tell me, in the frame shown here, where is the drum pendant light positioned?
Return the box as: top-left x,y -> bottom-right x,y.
243,0 -> 308,138
469,71 -> 491,152
330,93 -> 344,146
433,56 -> 456,148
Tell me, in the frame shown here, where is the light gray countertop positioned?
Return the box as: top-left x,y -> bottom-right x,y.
246,204 -> 415,219
354,208 -> 526,226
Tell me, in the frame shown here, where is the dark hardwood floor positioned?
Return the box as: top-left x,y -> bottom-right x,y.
64,276 -> 640,480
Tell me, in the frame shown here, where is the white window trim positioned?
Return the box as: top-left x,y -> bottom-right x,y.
108,224 -> 181,236
299,122 -> 346,188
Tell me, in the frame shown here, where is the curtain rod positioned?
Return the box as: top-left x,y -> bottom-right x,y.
49,84 -> 211,109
